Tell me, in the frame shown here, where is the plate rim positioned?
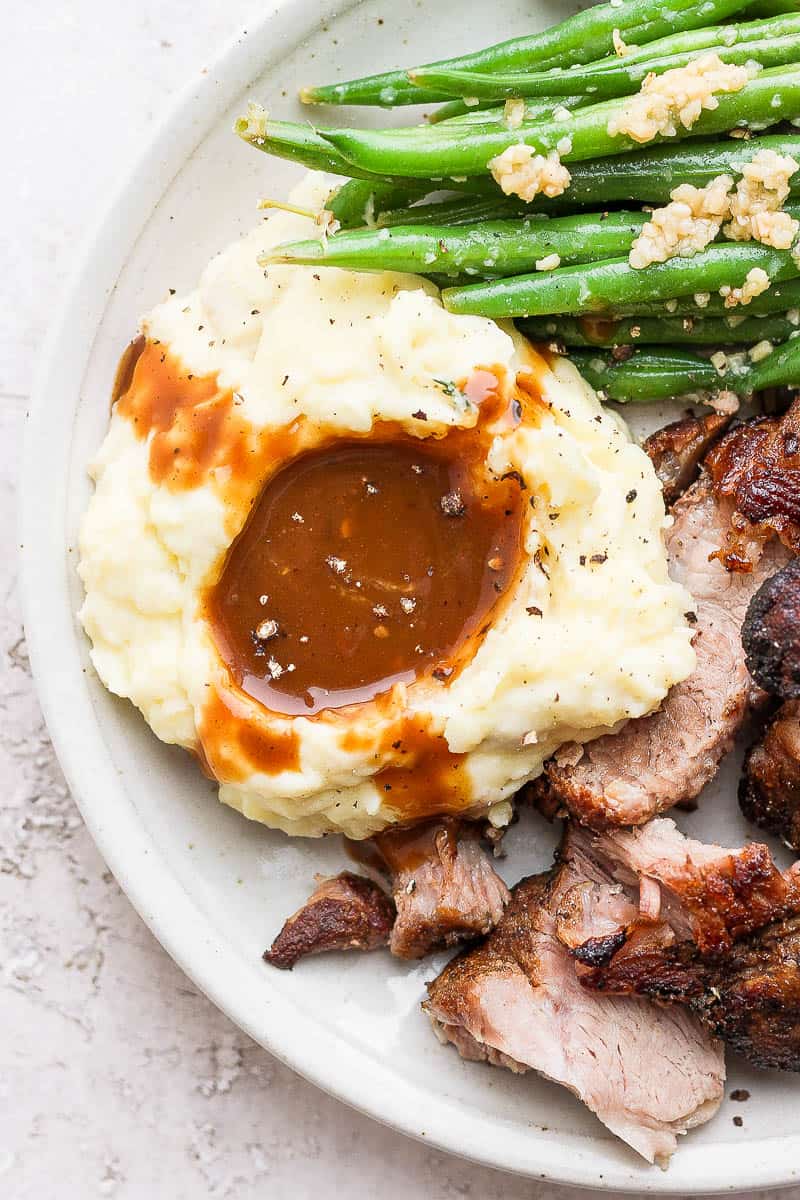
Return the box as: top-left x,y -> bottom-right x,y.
18,0 -> 800,1190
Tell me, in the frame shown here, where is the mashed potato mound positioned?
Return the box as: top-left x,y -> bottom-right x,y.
79,174 -> 696,838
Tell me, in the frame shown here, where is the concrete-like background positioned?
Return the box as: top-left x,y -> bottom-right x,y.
3,4 -> 798,1196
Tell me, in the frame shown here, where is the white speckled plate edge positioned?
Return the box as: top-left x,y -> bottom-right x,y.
19,0 -> 800,1189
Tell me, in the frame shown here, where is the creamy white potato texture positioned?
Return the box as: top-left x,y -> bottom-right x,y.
79,174 -> 696,838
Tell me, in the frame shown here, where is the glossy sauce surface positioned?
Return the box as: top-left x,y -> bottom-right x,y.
209,437 -> 524,716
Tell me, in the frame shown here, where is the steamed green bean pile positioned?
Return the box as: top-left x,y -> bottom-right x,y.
236,0 -> 800,404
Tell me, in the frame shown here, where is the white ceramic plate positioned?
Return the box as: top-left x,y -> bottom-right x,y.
20,0 -> 800,1189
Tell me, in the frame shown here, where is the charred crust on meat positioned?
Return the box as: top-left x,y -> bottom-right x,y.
741,559 -> 800,701
561,820 -> 800,1071
740,700 -> 800,851
643,412 -> 731,507
571,929 -> 628,968
690,913 -> 800,1072
264,871 -> 395,969
706,398 -> 800,567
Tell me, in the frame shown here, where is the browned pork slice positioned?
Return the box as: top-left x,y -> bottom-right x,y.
532,476 -> 791,828
558,818 -> 800,960
705,396 -> 800,567
643,412 -> 731,506
425,869 -> 724,1165
741,700 -> 800,852
375,819 -> 511,959
264,872 -> 395,969
742,559 -> 800,701
577,910 -> 800,1073
555,820 -> 800,1071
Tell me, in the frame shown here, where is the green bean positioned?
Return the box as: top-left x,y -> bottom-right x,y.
744,0 -> 799,15
337,134 -> 800,219
529,134 -> 800,206
234,115 -> 400,181
611,276 -> 800,318
326,179 -> 429,228
373,196 -> 531,227
263,211 -> 650,277
747,329 -> 800,388
442,244 -> 800,318
318,66 -> 800,178
428,135 -> 800,211
434,96 -> 586,127
519,312 -> 800,346
410,18 -> 800,100
300,0 -> 752,108
570,346 -> 728,400
570,336 -> 800,401
234,116 -> 509,194
428,99 -> 503,124
429,96 -> 585,125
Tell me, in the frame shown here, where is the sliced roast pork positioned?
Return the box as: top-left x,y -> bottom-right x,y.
425,866 -> 724,1165
704,397 -> 800,566
532,475 -> 791,828
265,820 -> 510,968
741,700 -> 800,852
643,412 -> 731,507
264,872 -> 395,969
558,819 -> 800,958
374,819 -> 510,959
532,403 -> 800,828
576,911 -> 800,1072
556,819 -> 800,1071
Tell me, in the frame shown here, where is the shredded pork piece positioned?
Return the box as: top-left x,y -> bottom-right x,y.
608,53 -> 755,145
724,149 -> 800,249
629,175 -> 734,268
488,144 -> 570,201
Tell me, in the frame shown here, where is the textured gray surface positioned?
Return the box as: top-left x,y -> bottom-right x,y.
3,3 -> 799,1197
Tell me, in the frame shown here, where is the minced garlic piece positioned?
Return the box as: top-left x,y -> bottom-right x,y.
628,174 -> 733,268
315,209 -> 341,245
608,53 -> 755,145
749,339 -> 774,362
504,98 -> 526,130
612,28 -> 631,57
720,266 -> 771,308
535,253 -> 561,271
488,144 -> 571,201
242,101 -> 269,140
724,149 -> 800,249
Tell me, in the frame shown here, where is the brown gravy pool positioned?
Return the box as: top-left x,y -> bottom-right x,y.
208,437 -> 524,716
